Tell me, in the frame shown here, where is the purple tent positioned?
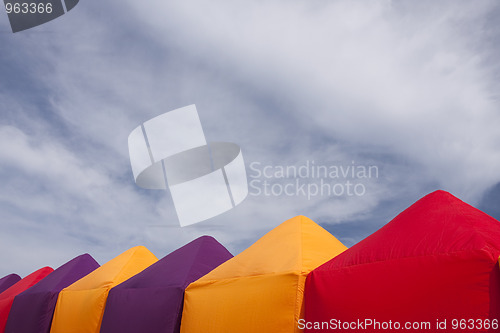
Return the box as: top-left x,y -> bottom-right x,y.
4,254 -> 99,333
0,276 -> 20,294
100,236 -> 233,333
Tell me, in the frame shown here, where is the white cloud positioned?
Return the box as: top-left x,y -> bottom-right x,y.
124,0 -> 500,200
0,125 -> 206,275
1,0 -> 499,276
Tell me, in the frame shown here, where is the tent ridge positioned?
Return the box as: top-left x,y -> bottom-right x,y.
298,215 -> 304,272
472,229 -> 500,253
112,246 -> 142,282
182,237 -> 207,289
321,247 -> 497,272
188,270 -> 303,287
114,246 -> 156,283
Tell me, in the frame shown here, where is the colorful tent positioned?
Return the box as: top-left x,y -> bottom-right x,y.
100,236 -> 233,333
0,276 -> 20,294
0,267 -> 53,332
305,190 -> 500,332
181,215 -> 347,333
5,254 -> 99,333
50,246 -> 157,333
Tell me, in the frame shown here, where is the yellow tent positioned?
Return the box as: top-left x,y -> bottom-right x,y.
50,246 -> 158,333
180,215 -> 347,333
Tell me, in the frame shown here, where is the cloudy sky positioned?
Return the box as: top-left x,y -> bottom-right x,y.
1,0 -> 500,277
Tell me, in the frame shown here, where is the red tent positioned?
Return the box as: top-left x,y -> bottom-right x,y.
0,267 -> 53,332
305,190 -> 500,332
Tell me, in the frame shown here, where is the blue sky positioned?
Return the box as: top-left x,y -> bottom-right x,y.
1,0 -> 500,277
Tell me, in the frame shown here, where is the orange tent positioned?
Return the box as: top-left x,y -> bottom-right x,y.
50,246 -> 157,333
180,215 -> 347,333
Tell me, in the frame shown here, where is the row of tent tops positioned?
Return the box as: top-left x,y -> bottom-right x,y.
0,190 -> 499,333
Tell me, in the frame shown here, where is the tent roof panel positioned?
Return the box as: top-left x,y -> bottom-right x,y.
65,246 -> 157,291
198,215 -> 346,281
316,190 -> 500,271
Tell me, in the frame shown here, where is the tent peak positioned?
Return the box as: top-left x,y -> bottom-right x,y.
63,246 -> 157,292
318,190 -> 500,271
113,236 -> 232,290
196,215 -> 346,281
422,189 -> 456,200
0,267 -> 53,300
